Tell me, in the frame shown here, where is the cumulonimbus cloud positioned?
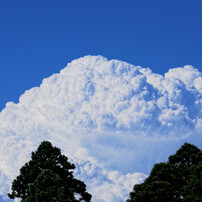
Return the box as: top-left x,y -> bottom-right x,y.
0,56 -> 201,201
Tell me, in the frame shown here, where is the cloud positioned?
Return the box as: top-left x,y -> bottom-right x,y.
0,56 -> 201,201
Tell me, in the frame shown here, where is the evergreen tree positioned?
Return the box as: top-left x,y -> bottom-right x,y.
127,143 -> 202,202
8,141 -> 91,202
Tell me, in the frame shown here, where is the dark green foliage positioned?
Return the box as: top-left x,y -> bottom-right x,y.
8,141 -> 91,202
183,150 -> 202,202
127,143 -> 202,202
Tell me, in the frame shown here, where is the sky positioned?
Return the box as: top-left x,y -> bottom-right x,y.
0,1 -> 202,202
1,0 -> 202,111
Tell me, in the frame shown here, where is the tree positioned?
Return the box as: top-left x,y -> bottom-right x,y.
8,141 -> 92,202
127,143 -> 202,202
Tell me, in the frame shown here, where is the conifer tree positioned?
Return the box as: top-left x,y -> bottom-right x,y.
127,143 -> 202,202
8,141 -> 91,202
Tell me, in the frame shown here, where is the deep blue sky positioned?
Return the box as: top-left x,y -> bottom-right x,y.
0,0 -> 202,111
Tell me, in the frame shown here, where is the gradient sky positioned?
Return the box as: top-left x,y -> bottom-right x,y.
0,0 -> 202,111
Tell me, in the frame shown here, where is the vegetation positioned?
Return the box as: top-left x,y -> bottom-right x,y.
7,141 -> 202,201
127,143 -> 202,202
8,141 -> 91,202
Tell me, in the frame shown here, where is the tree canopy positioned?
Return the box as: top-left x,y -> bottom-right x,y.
127,143 -> 202,202
8,141 -> 92,202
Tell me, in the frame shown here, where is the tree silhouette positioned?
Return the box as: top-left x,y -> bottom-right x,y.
127,143 -> 202,202
8,141 -> 91,202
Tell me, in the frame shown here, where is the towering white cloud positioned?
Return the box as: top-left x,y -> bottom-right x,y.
0,56 -> 201,201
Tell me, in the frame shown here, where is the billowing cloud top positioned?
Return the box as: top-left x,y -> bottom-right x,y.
0,56 -> 201,201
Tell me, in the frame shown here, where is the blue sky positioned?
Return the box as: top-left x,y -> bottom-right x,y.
0,1 -> 202,201
0,0 -> 202,111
